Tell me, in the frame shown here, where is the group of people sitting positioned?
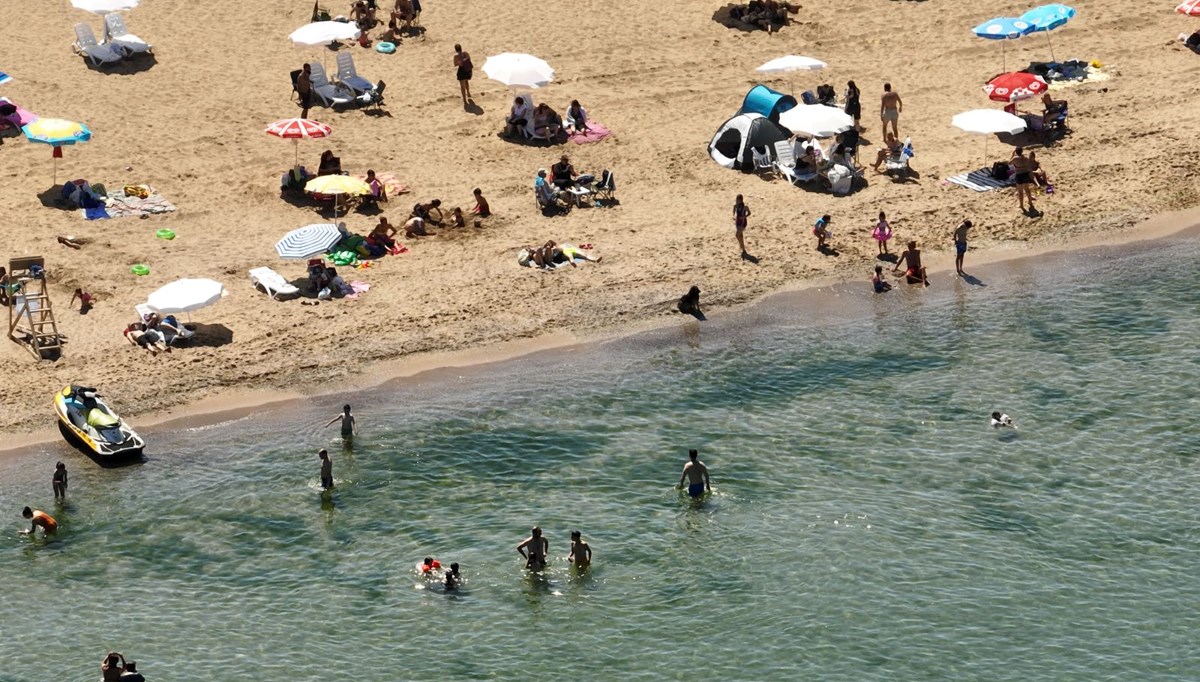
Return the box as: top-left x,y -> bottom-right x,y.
504,98 -> 591,142
345,0 -> 420,33
725,0 -> 800,32
308,260 -> 352,300
123,311 -> 190,354
534,155 -> 589,208
1004,92 -> 1068,139
517,240 -> 602,269
786,130 -> 864,177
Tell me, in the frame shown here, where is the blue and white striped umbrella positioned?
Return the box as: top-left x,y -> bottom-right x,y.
275,223 -> 342,260
972,17 -> 1035,70
1021,4 -> 1077,61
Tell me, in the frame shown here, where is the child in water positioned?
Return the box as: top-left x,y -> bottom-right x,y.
872,266 -> 891,293
991,411 -> 1015,428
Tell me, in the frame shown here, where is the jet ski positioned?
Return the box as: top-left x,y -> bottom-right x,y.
54,385 -> 145,458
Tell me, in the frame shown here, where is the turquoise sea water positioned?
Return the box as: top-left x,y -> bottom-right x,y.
4,234 -> 1200,681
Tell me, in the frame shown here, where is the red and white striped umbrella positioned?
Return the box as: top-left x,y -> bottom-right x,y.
265,118 -> 332,166
1179,0 -> 1200,15
982,72 -> 1049,103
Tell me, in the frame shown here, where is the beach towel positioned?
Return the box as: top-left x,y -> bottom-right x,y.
353,171 -> 410,197
345,280 -> 370,300
81,184 -> 176,219
0,72 -> 11,85
568,122 -> 612,145
0,97 -> 38,128
947,169 -> 1016,192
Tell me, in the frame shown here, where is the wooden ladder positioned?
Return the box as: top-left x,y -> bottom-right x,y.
7,256 -> 62,360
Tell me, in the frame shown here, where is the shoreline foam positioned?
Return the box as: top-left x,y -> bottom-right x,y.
7,207 -> 1198,457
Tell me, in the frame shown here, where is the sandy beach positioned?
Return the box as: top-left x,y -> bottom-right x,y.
2,0 -> 1199,438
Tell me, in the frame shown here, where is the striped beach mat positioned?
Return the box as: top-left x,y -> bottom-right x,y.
0,71 -> 11,85
947,168 -> 1016,192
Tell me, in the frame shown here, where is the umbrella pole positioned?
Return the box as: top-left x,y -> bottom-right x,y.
1002,42 -> 1007,72
1045,32 -> 1056,63
294,139 -> 300,168
53,154 -> 57,186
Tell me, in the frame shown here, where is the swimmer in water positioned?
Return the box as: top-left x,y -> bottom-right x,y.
318,449 -> 333,490
20,507 -> 57,535
444,562 -> 461,590
567,530 -> 591,569
517,526 -> 549,571
677,449 -> 711,498
991,411 -> 1015,428
421,556 -> 442,574
325,404 -> 358,440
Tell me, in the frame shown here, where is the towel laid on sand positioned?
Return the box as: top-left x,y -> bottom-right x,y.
947,169 -> 1015,192
0,72 -> 11,85
353,171 -> 411,198
82,184 -> 176,219
568,122 -> 612,145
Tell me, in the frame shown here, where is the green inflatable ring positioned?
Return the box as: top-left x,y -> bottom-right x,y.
156,229 -> 176,240
131,264 -> 150,276
376,41 -> 396,54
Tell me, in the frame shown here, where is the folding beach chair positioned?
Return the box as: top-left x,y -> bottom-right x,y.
885,137 -> 914,179
103,13 -> 151,56
72,23 -> 122,66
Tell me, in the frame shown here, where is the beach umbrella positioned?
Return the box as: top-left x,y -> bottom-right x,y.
305,174 -> 370,217
70,0 -> 139,13
1179,0 -> 1200,15
777,104 -> 853,138
482,53 -> 555,89
983,72 -> 1049,102
952,109 -> 1027,163
1021,4 -> 1077,62
289,21 -> 361,46
276,223 -> 342,260
21,118 -> 92,184
265,117 -> 331,166
972,17 -> 1035,70
755,55 -> 826,94
145,278 -> 227,315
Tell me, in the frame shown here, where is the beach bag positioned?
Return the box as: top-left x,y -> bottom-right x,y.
991,161 -> 1011,180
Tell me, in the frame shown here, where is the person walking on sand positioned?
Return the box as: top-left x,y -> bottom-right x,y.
318,449 -> 333,490
568,530 -> 592,569
325,404 -> 358,440
953,219 -> 972,276
677,449 -> 711,498
517,526 -> 549,571
880,83 -> 902,140
453,44 -> 473,107
20,507 -> 57,535
1011,147 -> 1036,214
733,194 -> 751,257
52,462 -> 67,501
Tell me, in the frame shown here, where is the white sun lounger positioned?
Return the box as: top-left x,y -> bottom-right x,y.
249,267 -> 301,300
73,23 -> 123,66
335,52 -> 375,95
307,62 -> 352,107
103,14 -> 152,56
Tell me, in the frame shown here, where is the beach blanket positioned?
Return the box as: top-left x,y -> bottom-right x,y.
345,280 -> 370,300
568,122 -> 612,145
353,171 -> 410,198
947,169 -> 1015,192
0,97 -> 38,127
82,184 -> 176,220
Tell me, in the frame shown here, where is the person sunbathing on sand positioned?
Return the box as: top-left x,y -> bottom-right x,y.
551,243 -> 601,268
404,216 -> 435,238
124,322 -> 168,354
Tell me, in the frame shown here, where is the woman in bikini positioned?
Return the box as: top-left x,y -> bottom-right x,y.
453,44 -> 473,107
1011,146 -> 1035,213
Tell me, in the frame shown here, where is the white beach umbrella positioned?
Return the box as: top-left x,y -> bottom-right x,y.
778,104 -> 854,138
289,21 -> 361,47
145,278 -> 227,315
951,109 -> 1027,163
276,223 -> 343,260
71,0 -> 139,13
482,53 -> 555,89
756,55 -> 826,73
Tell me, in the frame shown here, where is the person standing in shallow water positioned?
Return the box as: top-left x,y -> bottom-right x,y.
326,404 -> 358,440
678,449 -> 711,498
318,449 -> 333,490
517,526 -> 549,571
52,462 -> 67,501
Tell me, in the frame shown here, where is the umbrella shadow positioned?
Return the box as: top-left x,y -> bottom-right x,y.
37,185 -> 74,211
997,130 -> 1045,149
89,54 -> 158,76
186,323 -> 234,348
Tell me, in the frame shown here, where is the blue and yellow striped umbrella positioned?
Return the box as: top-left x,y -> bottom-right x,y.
21,118 -> 92,184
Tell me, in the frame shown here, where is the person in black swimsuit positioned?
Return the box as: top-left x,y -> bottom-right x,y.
453,44 -> 473,107
1011,146 -> 1035,214
844,80 -> 861,131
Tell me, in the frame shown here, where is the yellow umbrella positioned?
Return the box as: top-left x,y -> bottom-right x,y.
304,175 -> 370,217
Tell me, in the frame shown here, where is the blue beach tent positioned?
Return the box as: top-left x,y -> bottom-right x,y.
739,85 -> 797,122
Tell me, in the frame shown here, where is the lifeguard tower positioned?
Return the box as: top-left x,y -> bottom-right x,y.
7,256 -> 62,360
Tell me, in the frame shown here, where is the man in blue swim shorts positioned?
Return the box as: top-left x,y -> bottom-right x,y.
953,219 -> 972,277
678,449 -> 711,498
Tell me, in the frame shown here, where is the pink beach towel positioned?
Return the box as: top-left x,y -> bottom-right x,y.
345,280 -> 370,300
0,97 -> 38,128
569,122 -> 611,145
